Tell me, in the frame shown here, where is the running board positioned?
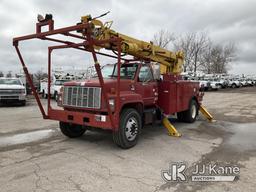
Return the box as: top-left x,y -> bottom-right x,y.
162,117 -> 181,137
199,106 -> 214,122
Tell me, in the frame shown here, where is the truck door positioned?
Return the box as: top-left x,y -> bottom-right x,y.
135,65 -> 157,106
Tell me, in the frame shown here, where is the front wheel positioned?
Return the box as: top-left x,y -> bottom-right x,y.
113,108 -> 142,149
59,122 -> 86,138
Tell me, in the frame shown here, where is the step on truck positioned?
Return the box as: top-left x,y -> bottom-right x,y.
13,13 -> 213,148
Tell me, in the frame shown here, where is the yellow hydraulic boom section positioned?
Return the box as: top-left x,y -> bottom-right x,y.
80,14 -> 214,137
80,15 -> 184,74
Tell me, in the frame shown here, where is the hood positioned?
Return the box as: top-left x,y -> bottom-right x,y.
0,84 -> 25,89
64,78 -> 133,93
64,78 -> 132,87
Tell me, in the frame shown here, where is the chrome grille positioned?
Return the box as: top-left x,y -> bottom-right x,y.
0,96 -> 19,99
0,89 -> 23,95
63,86 -> 101,109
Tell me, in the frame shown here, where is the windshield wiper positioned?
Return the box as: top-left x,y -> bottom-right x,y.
108,75 -> 118,77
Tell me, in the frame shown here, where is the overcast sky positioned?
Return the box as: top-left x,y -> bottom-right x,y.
0,0 -> 256,75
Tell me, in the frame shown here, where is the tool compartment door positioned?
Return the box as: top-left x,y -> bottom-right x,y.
176,81 -> 190,112
157,80 -> 199,115
176,81 -> 199,112
157,81 -> 177,115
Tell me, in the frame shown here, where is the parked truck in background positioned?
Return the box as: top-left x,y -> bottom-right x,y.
40,75 -> 73,101
228,78 -> 241,88
0,77 -> 26,105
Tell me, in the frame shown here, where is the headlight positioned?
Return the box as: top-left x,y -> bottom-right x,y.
108,99 -> 115,108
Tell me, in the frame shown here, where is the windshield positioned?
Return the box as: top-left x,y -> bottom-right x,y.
0,78 -> 22,85
101,65 -> 115,78
55,80 -> 70,86
101,64 -> 138,79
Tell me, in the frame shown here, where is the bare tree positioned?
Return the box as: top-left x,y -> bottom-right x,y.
191,32 -> 209,73
34,70 -> 48,89
153,29 -> 175,49
34,70 -> 48,81
153,30 -> 236,74
0,71 -> 3,77
174,33 -> 195,72
222,43 -> 236,72
174,32 -> 209,73
202,43 -> 236,74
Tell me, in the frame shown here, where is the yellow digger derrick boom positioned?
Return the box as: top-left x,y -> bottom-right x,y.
80,15 -> 184,74
80,14 -> 214,137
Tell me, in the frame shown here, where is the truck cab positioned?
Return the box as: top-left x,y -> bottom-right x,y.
60,62 -> 158,113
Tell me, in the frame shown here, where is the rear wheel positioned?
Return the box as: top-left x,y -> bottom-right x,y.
178,99 -> 198,123
177,111 -> 184,122
113,108 -> 142,149
59,122 -> 86,138
184,99 -> 198,123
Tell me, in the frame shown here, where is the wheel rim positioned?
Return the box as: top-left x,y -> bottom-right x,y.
125,117 -> 138,141
191,104 -> 197,119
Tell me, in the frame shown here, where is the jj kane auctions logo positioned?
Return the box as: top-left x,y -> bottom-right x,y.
162,162 -> 240,182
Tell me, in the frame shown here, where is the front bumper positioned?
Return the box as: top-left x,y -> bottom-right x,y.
0,95 -> 26,101
48,108 -> 114,130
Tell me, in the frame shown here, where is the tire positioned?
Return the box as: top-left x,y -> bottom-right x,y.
59,122 -> 86,138
113,108 -> 142,149
182,99 -> 198,123
20,100 -> 26,106
231,84 -> 236,88
43,90 -> 48,99
42,90 -> 46,98
177,112 -> 184,122
54,91 -> 58,101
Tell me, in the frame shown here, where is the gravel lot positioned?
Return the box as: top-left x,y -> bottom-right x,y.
0,87 -> 256,192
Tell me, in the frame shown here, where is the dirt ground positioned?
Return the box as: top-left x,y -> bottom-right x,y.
0,87 -> 255,192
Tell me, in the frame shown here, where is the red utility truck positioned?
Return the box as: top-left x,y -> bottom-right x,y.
13,14 -> 212,149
